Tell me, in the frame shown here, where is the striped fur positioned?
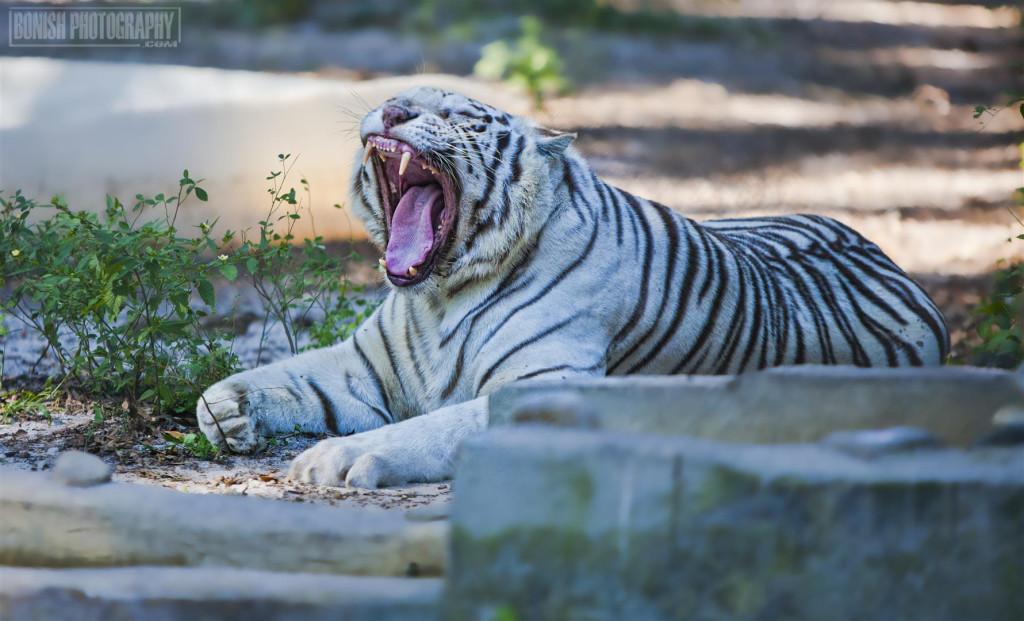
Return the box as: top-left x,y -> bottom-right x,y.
197,87 -> 949,488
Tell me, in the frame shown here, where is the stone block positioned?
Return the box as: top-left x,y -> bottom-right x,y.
50,451 -> 111,487
0,467 -> 446,577
489,366 -> 1024,446
0,566 -> 441,621
446,427 -> 1024,620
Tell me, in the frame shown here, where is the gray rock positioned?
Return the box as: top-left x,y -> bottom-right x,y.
490,366 -> 1024,446
0,566 -> 441,621
994,405 -> 1024,426
50,451 -> 111,487
822,426 -> 943,458
446,427 -> 1024,621
0,467 -> 446,577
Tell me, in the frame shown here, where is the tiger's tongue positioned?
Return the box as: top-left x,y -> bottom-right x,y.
386,184 -> 443,276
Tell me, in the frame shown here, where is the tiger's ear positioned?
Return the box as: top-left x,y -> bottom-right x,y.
535,126 -> 576,157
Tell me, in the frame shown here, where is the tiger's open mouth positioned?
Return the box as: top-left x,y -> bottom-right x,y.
364,135 -> 458,287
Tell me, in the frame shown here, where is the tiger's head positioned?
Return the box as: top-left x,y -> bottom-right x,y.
352,86 -> 575,290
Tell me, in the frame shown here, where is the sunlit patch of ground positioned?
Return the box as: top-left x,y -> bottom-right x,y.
0,402 -> 451,510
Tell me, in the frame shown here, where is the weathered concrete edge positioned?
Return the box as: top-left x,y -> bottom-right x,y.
0,566 -> 442,621
462,427 -> 1024,495
489,365 -> 1024,445
447,427 -> 1024,620
0,467 -> 447,577
452,426 -> 1024,540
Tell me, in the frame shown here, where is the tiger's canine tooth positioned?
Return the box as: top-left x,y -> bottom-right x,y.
407,266 -> 417,276
399,152 -> 412,176
379,258 -> 387,269
362,143 -> 375,165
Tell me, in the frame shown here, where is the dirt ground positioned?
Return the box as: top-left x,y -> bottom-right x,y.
1,0 -> 1021,507
0,395 -> 451,510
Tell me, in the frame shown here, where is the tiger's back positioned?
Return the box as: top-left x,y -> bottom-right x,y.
679,213 -> 948,370
524,171 -> 949,380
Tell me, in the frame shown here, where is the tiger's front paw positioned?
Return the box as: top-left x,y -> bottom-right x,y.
196,377 -> 263,453
289,428 -> 439,489
288,435 -> 395,488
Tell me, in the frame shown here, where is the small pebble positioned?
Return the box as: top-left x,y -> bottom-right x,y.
51,450 -> 112,487
993,405 -> 1024,427
822,426 -> 942,459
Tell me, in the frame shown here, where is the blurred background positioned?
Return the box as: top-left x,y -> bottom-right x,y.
1,0 -> 1022,361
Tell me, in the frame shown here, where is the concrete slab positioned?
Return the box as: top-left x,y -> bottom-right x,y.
447,427 -> 1024,620
0,566 -> 441,621
0,467 -> 446,577
490,365 -> 1024,446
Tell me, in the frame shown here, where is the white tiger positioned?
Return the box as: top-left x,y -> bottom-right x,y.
197,87 -> 948,488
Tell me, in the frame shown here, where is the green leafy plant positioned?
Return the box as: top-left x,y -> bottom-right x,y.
972,96 -> 1024,124
475,16 -> 569,109
0,330 -> 59,423
0,174 -> 241,417
967,93 -> 1024,368
239,154 -> 376,362
969,204 -> 1023,368
83,404 -> 110,448
162,429 -> 221,460
0,379 -> 58,424
1,161 -> 376,442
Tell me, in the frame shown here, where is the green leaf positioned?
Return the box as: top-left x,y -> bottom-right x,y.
162,431 -> 184,445
194,187 -> 209,202
197,279 -> 215,308
219,264 -> 238,281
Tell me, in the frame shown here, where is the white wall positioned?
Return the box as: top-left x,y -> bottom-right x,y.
0,58 -> 526,241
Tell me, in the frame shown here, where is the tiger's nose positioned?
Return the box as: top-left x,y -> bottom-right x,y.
382,105 -> 418,131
